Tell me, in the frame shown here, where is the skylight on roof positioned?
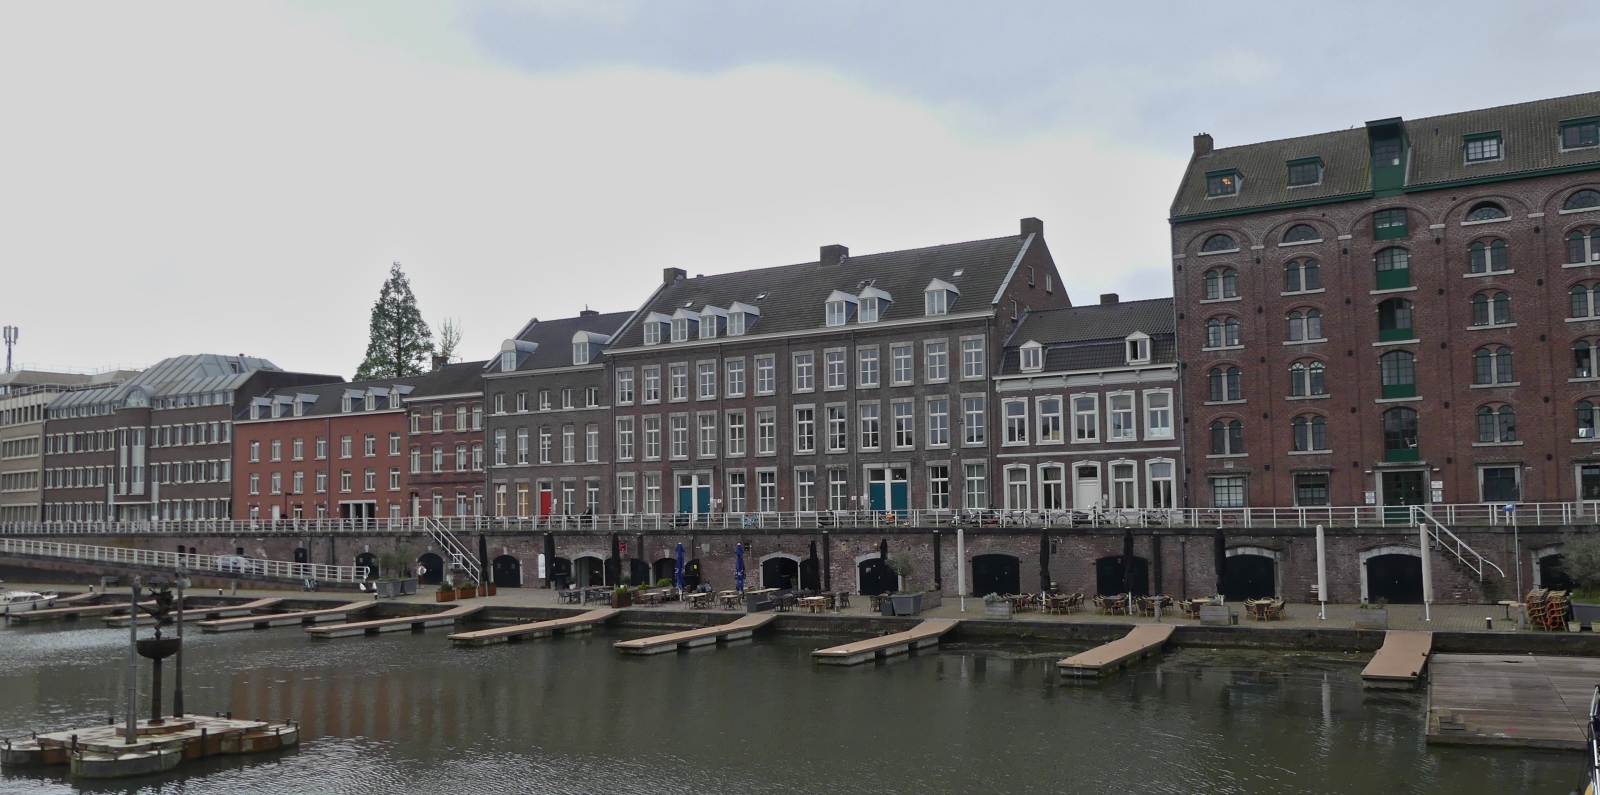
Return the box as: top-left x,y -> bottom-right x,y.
952,269 -> 964,277
756,293 -> 768,300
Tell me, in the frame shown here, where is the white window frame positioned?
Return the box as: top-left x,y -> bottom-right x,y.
1003,464 -> 1030,510
1002,398 -> 1029,446
1146,459 -> 1177,510
1020,341 -> 1043,372
1109,459 -> 1138,509
960,337 -> 986,380
1107,391 -> 1137,441
1036,395 -> 1063,444
1071,393 -> 1099,443
1143,388 -> 1174,440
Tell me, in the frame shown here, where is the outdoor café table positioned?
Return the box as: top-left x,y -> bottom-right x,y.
688,592 -> 713,609
717,591 -> 743,610
1009,594 -> 1032,612
799,596 -> 829,613
557,589 -> 582,605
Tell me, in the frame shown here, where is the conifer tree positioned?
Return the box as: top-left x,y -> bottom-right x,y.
354,262 -> 433,380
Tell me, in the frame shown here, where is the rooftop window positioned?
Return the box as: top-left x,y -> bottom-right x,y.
824,291 -> 858,327
1125,333 -> 1151,365
1205,170 -> 1240,197
924,279 -> 960,317
1464,132 -> 1502,163
1563,118 -> 1599,150
1019,341 -> 1043,373
1286,158 -> 1321,187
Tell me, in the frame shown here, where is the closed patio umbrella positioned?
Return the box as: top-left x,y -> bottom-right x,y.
607,532 -> 622,586
807,540 -> 819,592
543,532 -> 556,588
1122,530 -> 1136,595
734,543 -> 746,591
1213,530 -> 1227,598
478,535 -> 490,590
1039,529 -> 1052,592
674,543 -> 685,590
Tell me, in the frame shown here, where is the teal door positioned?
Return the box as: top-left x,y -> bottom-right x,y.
890,467 -> 909,516
868,469 -> 909,517
869,470 -> 887,512
678,475 -> 713,516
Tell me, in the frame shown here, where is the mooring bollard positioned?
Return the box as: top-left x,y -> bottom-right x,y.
200,727 -> 207,758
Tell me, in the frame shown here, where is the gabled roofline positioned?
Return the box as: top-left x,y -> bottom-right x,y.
990,232 -> 1034,306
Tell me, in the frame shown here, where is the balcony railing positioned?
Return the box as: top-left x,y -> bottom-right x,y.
0,537 -> 369,582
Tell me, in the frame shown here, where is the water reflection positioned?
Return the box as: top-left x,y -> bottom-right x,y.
0,623 -> 1581,795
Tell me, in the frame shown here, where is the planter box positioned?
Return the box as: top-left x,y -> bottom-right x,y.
890,593 -> 923,617
456,587 -> 476,600
435,590 -> 456,603
486,585 -> 497,597
921,591 -> 943,611
1570,602 -> 1600,624
1199,605 -> 1231,626
612,590 -> 634,608
1355,609 -> 1389,630
375,578 -> 418,599
984,600 -> 1013,619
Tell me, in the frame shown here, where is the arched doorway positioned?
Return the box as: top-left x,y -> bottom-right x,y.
1365,552 -> 1423,604
574,556 -> 605,587
548,556 -> 572,589
417,552 -> 444,585
858,556 -> 898,596
492,555 -> 521,588
761,556 -> 800,591
1222,553 -> 1277,601
682,559 -> 702,589
971,554 -> 1020,597
653,558 -> 677,585
355,552 -> 377,580
629,559 -> 651,587
1539,553 -> 1575,592
1095,555 -> 1149,596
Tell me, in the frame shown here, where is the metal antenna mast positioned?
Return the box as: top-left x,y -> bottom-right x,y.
2,326 -> 15,373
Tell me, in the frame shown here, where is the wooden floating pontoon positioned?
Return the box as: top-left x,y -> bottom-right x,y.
812,619 -> 960,666
6,599 -> 160,624
1426,653 -> 1600,750
105,598 -> 284,627
1360,630 -> 1432,689
613,612 -> 776,655
1057,625 -> 1174,678
199,601 -> 375,633
305,604 -> 481,639
1,714 -> 296,779
449,608 -> 618,647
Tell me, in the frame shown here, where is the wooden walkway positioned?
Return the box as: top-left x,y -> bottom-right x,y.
1360,630 -> 1433,689
199,601 -> 375,633
306,604 -> 481,639
613,613 -> 776,655
1057,625 -> 1174,678
55,591 -> 100,605
1427,653 -> 1600,750
448,608 -> 617,647
105,598 -> 284,627
812,619 -> 959,666
6,599 -> 157,623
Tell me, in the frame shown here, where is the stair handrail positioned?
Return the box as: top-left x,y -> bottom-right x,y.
423,517 -> 482,582
1412,507 -> 1506,580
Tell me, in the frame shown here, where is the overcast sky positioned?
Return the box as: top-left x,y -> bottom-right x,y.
3,1 -> 1596,378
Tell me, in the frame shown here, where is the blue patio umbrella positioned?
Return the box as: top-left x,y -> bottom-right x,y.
734,543 -> 746,591
674,543 -> 685,590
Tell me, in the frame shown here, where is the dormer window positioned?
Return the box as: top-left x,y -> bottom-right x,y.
1125,332 -> 1152,365
824,290 -> 859,327
728,312 -> 746,336
1563,118 -> 1599,150
924,279 -> 960,317
271,400 -> 285,419
341,394 -> 354,413
293,399 -> 305,417
572,341 -> 590,365
500,351 -> 517,372
571,330 -> 610,365
644,323 -> 661,345
1206,169 -> 1240,197
1464,132 -> 1502,163
860,297 -> 880,323
364,391 -> 376,411
858,286 -> 891,324
699,306 -> 726,340
671,318 -> 689,342
642,312 -> 672,345
1019,341 -> 1043,373
1286,158 -> 1321,187
727,302 -> 759,336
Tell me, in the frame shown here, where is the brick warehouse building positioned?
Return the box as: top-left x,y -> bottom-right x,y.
405,359 -> 488,519
232,375 -> 425,521
1173,92 -> 1600,512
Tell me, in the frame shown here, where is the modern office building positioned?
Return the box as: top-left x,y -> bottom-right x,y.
0,369 -> 135,523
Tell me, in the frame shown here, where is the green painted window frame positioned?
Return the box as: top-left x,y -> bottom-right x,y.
1562,116 -> 1600,150
1374,208 -> 1408,241
1384,447 -> 1421,463
1375,269 -> 1411,290
1205,169 -> 1241,197
1378,326 -> 1414,342
1286,157 -> 1322,187
1381,383 -> 1417,399
1464,131 -> 1503,163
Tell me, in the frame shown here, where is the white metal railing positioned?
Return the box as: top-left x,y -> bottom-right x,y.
2,502 -> 1599,536
0,537 -> 370,583
424,517 -> 481,583
1413,507 -> 1506,581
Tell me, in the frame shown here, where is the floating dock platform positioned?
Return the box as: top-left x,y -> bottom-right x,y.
1360,630 -> 1432,689
812,619 -> 959,665
613,613 -> 775,655
305,604 -> 480,639
6,599 -> 161,624
1426,653 -> 1600,750
1,714 -> 297,779
1057,625 -> 1174,678
200,600 -> 375,633
104,598 -> 284,627
449,608 -> 618,647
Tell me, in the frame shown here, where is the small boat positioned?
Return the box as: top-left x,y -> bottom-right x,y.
1575,685 -> 1600,795
0,589 -> 58,615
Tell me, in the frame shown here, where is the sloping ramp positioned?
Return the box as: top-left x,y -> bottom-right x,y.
306,604 -> 480,639
812,619 -> 959,666
55,591 -> 101,605
1058,625 -> 1174,678
614,613 -> 776,655
1361,630 -> 1432,689
200,601 -> 374,633
106,598 -> 283,627
448,608 -> 618,647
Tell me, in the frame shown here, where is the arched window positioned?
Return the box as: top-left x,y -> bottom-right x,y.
1207,367 -> 1242,402
1283,224 -> 1319,243
1210,419 -> 1244,454
1473,346 -> 1514,384
1284,258 -> 1321,292
1492,292 -> 1511,325
1292,415 -> 1328,451
1573,285 -> 1595,318
1564,190 -> 1600,211
1382,407 -> 1419,461
1204,267 -> 1238,300
1289,361 -> 1329,397
1472,292 -> 1511,325
1477,405 -> 1516,443
1469,239 -> 1509,273
1375,247 -> 1411,289
1578,400 -> 1597,438
1377,298 -> 1414,340
1379,350 -> 1416,399
1205,316 -> 1240,348
1466,202 -> 1508,221
1567,229 -> 1600,264
1202,234 -> 1237,252
1577,341 -> 1595,379
1287,311 -> 1304,341
1286,309 -> 1322,341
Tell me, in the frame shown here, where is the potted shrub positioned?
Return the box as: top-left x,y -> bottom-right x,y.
887,555 -> 920,615
435,583 -> 456,603
456,581 -> 478,600
611,586 -> 634,608
1355,599 -> 1389,630
984,593 -> 1013,619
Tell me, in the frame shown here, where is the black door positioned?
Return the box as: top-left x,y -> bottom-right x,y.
548,556 -> 572,589
971,554 -> 1020,597
763,558 -> 800,591
1381,471 -> 1425,524
629,559 -> 651,587
1366,554 -> 1423,604
682,559 -> 702,589
1095,556 -> 1150,596
653,558 -> 676,585
417,552 -> 444,585
799,558 -> 821,592
858,558 -> 897,595
1222,554 -> 1276,600
492,555 -> 521,588
355,552 -> 377,580
1541,555 -> 1575,592
293,548 -> 308,563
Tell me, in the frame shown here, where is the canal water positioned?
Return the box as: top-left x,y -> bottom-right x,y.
0,621 -> 1580,794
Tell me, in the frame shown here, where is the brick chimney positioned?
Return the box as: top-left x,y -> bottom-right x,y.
1100,293 -> 1119,305
663,267 -> 686,284
579,308 -> 599,317
431,354 -> 447,371
1020,217 -> 1043,237
820,244 -> 848,264
1194,133 -> 1213,156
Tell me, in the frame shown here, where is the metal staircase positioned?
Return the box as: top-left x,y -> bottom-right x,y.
1413,508 -> 1506,580
423,518 -> 482,583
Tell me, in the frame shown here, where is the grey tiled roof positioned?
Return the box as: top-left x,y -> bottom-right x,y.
410,360 -> 488,398
999,298 -> 1175,375
609,234 -> 1032,349
1172,92 -> 1600,219
49,354 -> 279,410
486,312 -> 634,375
242,375 -> 428,420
